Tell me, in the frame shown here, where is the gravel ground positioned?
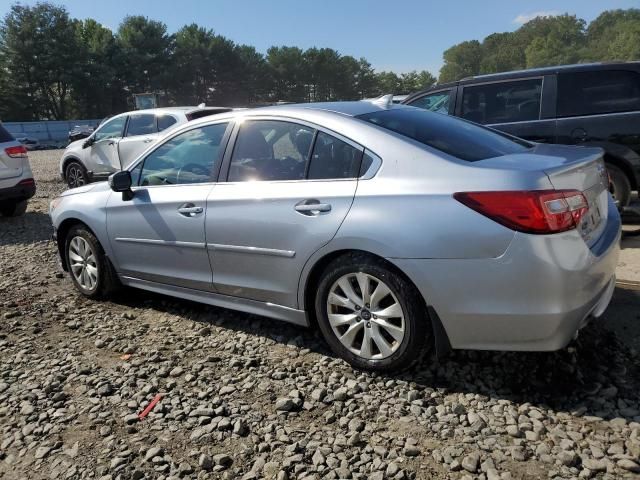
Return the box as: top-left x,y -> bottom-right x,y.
1,150 -> 639,480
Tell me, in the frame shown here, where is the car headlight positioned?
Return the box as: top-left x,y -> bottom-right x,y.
49,197 -> 63,213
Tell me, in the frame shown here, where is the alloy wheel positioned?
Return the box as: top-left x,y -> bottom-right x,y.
69,236 -> 98,291
326,272 -> 405,360
67,165 -> 85,188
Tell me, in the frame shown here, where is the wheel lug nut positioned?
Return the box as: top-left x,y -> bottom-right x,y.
373,315 -> 377,319
355,305 -> 361,310
366,322 -> 371,328
365,303 -> 370,308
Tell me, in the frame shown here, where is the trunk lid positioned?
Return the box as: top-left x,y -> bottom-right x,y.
477,144 -> 609,246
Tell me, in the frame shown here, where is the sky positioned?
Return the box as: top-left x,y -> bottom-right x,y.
1,0 -> 637,75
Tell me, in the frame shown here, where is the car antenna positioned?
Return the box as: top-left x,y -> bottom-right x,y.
370,94 -> 394,108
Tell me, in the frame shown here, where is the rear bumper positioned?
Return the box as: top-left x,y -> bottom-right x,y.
0,179 -> 36,202
392,196 -> 621,351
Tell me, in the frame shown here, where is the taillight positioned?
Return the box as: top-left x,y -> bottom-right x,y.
454,190 -> 589,234
5,145 -> 28,158
18,178 -> 35,187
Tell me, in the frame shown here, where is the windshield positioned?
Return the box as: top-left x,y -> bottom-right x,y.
357,108 -> 532,162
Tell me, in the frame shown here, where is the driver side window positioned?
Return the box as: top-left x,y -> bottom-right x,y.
408,91 -> 451,114
138,123 -> 229,186
94,116 -> 127,141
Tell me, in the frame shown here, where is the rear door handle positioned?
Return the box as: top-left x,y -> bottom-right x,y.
142,138 -> 154,143
178,203 -> 203,217
295,200 -> 332,215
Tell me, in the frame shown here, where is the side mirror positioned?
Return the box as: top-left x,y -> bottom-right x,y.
108,171 -> 134,200
82,136 -> 95,148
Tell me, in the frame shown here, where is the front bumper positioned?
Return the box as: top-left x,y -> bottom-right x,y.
392,197 -> 622,352
0,179 -> 36,202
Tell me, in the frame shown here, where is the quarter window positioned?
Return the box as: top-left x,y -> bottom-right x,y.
138,123 -> 229,186
408,90 -> 451,114
307,132 -> 363,179
557,70 -> 640,117
461,79 -> 542,124
228,121 -> 314,182
94,116 -> 126,141
127,113 -> 157,137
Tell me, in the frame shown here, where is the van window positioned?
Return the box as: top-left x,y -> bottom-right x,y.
557,70 -> 640,117
462,79 -> 542,124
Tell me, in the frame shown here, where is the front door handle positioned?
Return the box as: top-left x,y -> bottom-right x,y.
178,203 -> 203,217
295,200 -> 332,215
142,138 -> 154,143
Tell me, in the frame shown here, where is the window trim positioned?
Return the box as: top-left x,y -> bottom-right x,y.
457,76 -> 545,125
556,69 -> 640,119
219,116 -> 371,184
129,120 -> 234,188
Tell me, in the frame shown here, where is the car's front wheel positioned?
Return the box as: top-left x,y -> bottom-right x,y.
315,253 -> 431,372
0,199 -> 28,217
65,161 -> 88,189
65,224 -> 119,299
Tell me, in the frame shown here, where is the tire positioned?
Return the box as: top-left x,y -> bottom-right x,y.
65,160 -> 89,189
607,164 -> 631,208
64,224 -> 119,299
314,253 -> 431,372
0,199 -> 28,217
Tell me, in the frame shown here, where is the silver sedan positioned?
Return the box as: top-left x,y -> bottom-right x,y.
49,101 -> 621,371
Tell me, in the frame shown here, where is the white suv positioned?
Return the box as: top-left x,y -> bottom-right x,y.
59,106 -> 233,188
0,122 -> 35,217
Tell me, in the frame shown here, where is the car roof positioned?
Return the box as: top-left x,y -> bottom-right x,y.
249,101 -> 410,117
403,61 -> 640,102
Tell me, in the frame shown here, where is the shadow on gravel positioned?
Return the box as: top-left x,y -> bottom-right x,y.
0,211 -> 53,246
109,284 -> 640,424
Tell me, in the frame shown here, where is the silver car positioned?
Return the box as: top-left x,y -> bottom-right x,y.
49,102 -> 621,371
0,122 -> 36,217
59,106 -> 233,188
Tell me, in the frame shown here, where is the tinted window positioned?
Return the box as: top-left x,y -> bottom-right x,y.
228,121 -> 314,182
408,90 -> 451,114
557,70 -> 640,117
127,113 -> 157,137
138,123 -> 228,186
358,108 -> 531,162
462,79 -> 542,124
308,132 -> 362,179
0,124 -> 15,143
157,115 -> 178,131
94,116 -> 126,141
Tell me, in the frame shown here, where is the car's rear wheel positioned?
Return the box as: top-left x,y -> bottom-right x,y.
65,224 -> 119,299
65,161 -> 88,189
607,164 -> 631,208
315,253 -> 431,372
0,199 -> 28,217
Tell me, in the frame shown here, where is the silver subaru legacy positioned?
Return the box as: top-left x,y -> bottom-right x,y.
49,101 -> 621,372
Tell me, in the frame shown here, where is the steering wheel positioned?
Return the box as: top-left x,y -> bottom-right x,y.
176,163 -> 209,184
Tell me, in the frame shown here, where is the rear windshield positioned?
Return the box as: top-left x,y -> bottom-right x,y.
0,124 -> 15,143
357,108 -> 532,161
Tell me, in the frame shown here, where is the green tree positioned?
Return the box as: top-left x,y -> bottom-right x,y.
266,46 -> 307,102
0,3 -> 82,120
586,9 -> 640,61
399,70 -> 436,92
439,40 -> 482,82
523,15 -> 586,67
116,16 -> 172,95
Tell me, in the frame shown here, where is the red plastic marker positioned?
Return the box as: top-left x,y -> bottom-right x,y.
138,394 -> 162,420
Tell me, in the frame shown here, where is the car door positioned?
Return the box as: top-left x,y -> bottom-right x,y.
457,78 -> 556,143
87,115 -> 128,175
116,112 -> 160,169
206,119 -> 361,308
106,122 -> 231,291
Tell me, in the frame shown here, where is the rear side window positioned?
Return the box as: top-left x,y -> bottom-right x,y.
157,115 -> 178,131
308,132 -> 363,179
462,79 -> 542,124
127,113 -> 157,137
557,70 -> 640,117
0,124 -> 15,142
407,90 -> 451,114
358,108 -> 531,162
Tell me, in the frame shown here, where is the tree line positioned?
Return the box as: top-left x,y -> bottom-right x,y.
439,9 -> 640,82
0,3 -> 638,121
0,2 -> 436,121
